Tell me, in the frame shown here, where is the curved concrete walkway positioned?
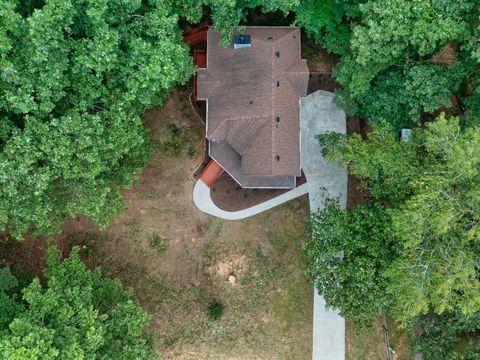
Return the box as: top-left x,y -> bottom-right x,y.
192,90 -> 346,359
193,180 -> 308,220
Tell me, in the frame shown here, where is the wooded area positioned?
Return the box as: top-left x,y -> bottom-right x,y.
0,0 -> 478,358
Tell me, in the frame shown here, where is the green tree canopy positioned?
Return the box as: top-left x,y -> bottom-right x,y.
331,0 -> 479,129
355,63 -> 466,129
0,0 -> 194,239
335,0 -> 476,96
199,0 -> 479,129
413,311 -> 480,360
0,246 -> 156,359
306,199 -> 396,324
315,114 -> 480,325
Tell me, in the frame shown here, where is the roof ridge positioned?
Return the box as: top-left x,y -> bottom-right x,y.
286,61 -> 309,97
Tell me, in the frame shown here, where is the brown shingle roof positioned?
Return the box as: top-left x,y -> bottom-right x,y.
197,27 -> 309,188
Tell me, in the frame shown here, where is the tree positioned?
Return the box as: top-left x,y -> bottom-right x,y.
211,0 -> 301,44
0,268 -> 23,331
0,0 -> 194,239
350,0 -> 471,71
332,0 -> 478,129
356,63 -> 466,129
0,246 -> 156,359
316,114 -> 480,324
306,198 -> 396,324
294,0 -> 363,55
413,311 -> 480,360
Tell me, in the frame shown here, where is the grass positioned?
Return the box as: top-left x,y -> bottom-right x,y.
148,232 -> 169,253
124,219 -> 141,236
52,88 -> 314,358
346,317 -> 412,360
385,316 -> 412,359
69,202 -> 312,358
156,123 -> 197,158
145,200 -> 312,358
272,275 -> 311,330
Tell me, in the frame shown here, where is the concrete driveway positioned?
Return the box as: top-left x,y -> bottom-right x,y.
300,90 -> 347,360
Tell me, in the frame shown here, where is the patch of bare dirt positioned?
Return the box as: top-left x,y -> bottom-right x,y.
345,117 -> 371,209
302,37 -> 339,74
0,234 -> 48,279
432,43 -> 457,65
210,172 -> 306,211
307,73 -> 341,94
210,254 -> 248,280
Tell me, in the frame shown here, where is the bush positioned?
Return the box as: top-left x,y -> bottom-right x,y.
158,124 -> 194,157
148,233 -> 170,253
207,301 -> 224,320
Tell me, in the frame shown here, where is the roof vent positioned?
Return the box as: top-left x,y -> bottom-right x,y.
275,81 -> 280,87
233,34 -> 251,49
275,155 -> 280,161
275,116 -> 280,123
275,51 -> 280,58
267,36 -> 273,42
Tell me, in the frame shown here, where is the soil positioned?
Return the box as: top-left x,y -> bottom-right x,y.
345,116 -> 371,209
301,37 -> 338,74
307,73 -> 341,94
210,171 -> 307,211
347,116 -> 371,137
0,36 -> 394,359
0,234 -> 47,280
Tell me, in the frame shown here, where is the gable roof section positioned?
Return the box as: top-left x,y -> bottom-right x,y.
197,27 -> 309,187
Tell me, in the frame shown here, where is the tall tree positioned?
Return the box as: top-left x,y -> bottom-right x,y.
316,114 -> 480,324
332,0 -> 479,129
0,246 -> 156,359
0,0 -> 194,239
306,199 -> 396,324
294,0 -> 363,55
412,311 -> 480,360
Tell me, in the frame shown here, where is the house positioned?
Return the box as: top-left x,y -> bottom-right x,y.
195,27 -> 309,189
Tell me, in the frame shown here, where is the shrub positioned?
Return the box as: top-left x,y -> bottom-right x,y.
207,301 -> 224,320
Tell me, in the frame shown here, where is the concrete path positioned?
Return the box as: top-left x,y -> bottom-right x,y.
301,90 -> 347,360
193,180 -> 308,220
